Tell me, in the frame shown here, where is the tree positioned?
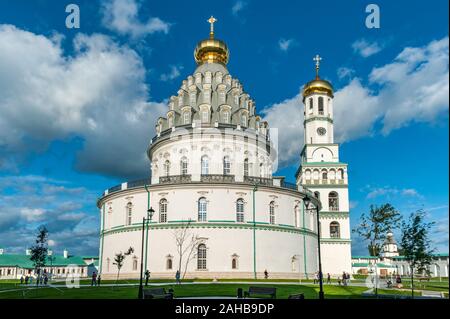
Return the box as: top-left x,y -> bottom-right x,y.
173,220 -> 205,281
112,247 -> 134,285
353,204 -> 401,256
29,226 -> 49,287
400,209 -> 435,299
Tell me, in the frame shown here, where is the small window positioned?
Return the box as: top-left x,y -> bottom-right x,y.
243,158 -> 249,177
232,257 -> 238,270
294,205 -> 299,227
126,202 -> 133,226
164,160 -> 170,177
198,197 -> 207,222
309,98 -> 313,110
180,157 -> 188,175
223,156 -> 231,175
159,199 -> 168,223
318,97 -> 324,114
236,199 -> 244,222
166,257 -> 173,270
223,111 -> 230,124
329,192 -> 339,211
269,201 -> 275,224
241,115 -> 247,127
197,244 -> 207,270
330,221 -> 340,238
201,156 -> 209,175
132,257 -> 138,271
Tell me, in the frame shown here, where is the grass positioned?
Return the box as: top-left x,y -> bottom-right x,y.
0,283 -> 372,299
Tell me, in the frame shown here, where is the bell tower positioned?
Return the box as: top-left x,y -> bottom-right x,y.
296,55 -> 352,275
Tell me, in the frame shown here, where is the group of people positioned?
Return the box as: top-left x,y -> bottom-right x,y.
313,271 -> 351,286
91,272 -> 101,286
20,271 -> 49,286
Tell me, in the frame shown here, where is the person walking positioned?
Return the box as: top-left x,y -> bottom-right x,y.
25,275 -> 29,285
337,276 -> 341,286
342,271 -> 347,286
43,273 -> 48,286
175,270 -> 181,285
97,275 -> 101,287
20,276 -> 24,285
144,270 -> 150,286
264,269 -> 269,279
91,272 -> 97,286
327,273 -> 331,284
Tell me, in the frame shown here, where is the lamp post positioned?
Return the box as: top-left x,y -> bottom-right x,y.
303,194 -> 324,300
138,207 -> 155,299
252,183 -> 258,280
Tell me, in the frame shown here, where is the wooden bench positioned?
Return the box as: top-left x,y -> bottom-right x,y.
288,293 -> 305,299
143,288 -> 174,299
244,287 -> 276,299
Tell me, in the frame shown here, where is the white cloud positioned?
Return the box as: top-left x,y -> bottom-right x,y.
232,1 -> 247,16
337,67 -> 355,79
278,38 -> 296,52
101,0 -> 170,39
352,39 -> 383,57
160,65 -> 183,82
262,37 -> 449,167
0,25 -> 167,178
365,186 -> 422,199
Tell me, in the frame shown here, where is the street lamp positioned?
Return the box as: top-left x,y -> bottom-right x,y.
138,207 -> 155,299
303,194 -> 324,300
252,183 -> 258,280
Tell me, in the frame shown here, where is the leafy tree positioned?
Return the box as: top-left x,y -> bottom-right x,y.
113,247 -> 134,285
400,209 -> 435,299
353,204 -> 401,256
29,226 -> 49,287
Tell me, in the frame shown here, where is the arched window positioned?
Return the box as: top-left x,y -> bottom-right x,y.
269,201 -> 275,224
243,158 -> 249,177
183,112 -> 190,124
329,192 -> 339,211
313,169 -> 320,180
223,156 -> 231,175
322,170 -> 328,180
294,205 -> 299,227
236,199 -> 244,222
164,160 -> 170,177
318,97 -> 324,114
180,157 -> 188,175
241,114 -> 247,127
166,257 -> 173,270
309,98 -> 313,110
201,156 -> 209,175
126,202 -> 132,225
338,168 -> 344,180
201,110 -> 209,123
198,197 -> 207,222
330,221 -> 340,238
231,256 -> 239,270
132,257 -> 138,271
197,244 -> 207,270
168,116 -> 173,127
159,199 -> 168,223
291,257 -> 297,272
259,163 -> 264,177
223,111 -> 230,124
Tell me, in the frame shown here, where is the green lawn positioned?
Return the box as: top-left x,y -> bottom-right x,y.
0,283 -> 372,299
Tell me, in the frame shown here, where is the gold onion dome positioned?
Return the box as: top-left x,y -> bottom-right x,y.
194,16 -> 229,66
302,54 -> 334,100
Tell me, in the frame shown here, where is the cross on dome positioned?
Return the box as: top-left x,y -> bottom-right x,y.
313,54 -> 322,78
208,16 -> 217,39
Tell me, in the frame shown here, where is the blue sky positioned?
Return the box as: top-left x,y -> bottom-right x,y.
0,0 -> 448,256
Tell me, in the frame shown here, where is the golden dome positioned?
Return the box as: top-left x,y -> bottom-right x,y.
302,54 -> 334,100
194,38 -> 229,65
194,16 -> 229,66
302,78 -> 334,99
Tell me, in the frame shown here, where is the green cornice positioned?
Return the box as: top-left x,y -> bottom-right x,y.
101,221 -> 318,238
319,211 -> 350,219
320,238 -> 352,244
304,117 -> 334,125
320,238 -> 351,243
301,162 -> 347,166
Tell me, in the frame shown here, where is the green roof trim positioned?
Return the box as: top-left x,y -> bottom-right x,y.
352,256 -> 378,259
352,263 -> 369,267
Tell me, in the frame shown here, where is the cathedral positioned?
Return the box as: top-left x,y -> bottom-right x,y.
97,18 -> 352,279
